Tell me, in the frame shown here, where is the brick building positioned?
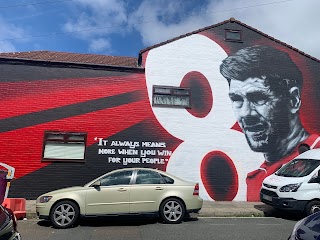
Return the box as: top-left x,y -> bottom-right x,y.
1,18 -> 319,201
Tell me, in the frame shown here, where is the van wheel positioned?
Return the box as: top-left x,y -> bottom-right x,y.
50,200 -> 79,229
305,200 -> 320,216
159,198 -> 185,224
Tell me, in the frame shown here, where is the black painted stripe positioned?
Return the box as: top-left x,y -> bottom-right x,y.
0,90 -> 144,132
0,64 -> 137,82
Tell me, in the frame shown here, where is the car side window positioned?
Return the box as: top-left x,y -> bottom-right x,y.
100,170 -> 133,186
160,174 -> 174,184
135,170 -> 165,184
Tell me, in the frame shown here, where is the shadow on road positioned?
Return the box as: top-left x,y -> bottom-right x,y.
254,204 -> 303,221
80,215 -> 159,227
37,220 -> 52,227
36,215 -> 199,228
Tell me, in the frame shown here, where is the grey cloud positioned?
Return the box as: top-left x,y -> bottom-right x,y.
130,0 -> 320,59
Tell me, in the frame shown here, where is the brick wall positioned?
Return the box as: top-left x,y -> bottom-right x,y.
1,21 -> 319,200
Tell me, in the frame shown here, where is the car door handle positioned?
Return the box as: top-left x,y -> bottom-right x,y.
118,188 -> 127,192
155,187 -> 164,190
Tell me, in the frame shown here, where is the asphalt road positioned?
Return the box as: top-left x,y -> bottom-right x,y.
17,216 -> 297,240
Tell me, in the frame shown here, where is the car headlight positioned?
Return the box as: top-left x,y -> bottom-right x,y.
279,183 -> 302,192
38,196 -> 52,203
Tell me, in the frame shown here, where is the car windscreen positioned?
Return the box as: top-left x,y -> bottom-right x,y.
275,158 -> 320,177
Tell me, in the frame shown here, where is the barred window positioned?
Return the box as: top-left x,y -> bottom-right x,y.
153,85 -> 191,108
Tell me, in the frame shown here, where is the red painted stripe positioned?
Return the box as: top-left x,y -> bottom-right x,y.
0,75 -> 146,119
0,99 -> 152,178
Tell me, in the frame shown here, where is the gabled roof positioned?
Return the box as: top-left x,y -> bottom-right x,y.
139,18 -> 320,63
0,50 -> 139,68
1,18 -> 318,67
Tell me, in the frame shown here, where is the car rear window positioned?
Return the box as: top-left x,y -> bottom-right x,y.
136,170 -> 164,184
160,174 -> 174,184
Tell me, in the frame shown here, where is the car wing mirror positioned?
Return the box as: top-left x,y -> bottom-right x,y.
315,170 -> 320,183
309,172 -> 320,184
91,180 -> 101,188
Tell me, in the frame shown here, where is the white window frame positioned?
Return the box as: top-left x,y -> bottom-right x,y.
42,131 -> 87,162
152,85 -> 191,108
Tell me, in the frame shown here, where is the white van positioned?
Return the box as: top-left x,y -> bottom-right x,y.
261,149 -> 320,216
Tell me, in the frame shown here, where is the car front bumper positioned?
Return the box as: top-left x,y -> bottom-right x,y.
36,202 -> 55,219
260,192 -> 307,212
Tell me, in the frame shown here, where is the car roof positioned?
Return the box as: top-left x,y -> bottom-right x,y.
296,149 -> 320,160
108,167 -> 163,175
84,167 -> 193,187
115,167 -> 164,173
114,167 -> 188,182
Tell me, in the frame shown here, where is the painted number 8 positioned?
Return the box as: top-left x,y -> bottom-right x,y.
145,34 -> 263,201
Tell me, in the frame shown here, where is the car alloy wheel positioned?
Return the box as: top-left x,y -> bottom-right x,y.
50,200 -> 79,229
305,200 -> 320,216
160,198 -> 185,224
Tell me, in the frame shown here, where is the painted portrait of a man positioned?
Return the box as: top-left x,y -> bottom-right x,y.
220,45 -> 320,201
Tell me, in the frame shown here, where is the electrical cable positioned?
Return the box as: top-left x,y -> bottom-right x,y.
0,0 -> 301,42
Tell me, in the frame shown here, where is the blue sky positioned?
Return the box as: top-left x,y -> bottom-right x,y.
0,0 -> 319,59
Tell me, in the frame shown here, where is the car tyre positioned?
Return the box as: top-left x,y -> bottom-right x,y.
160,198 -> 185,224
305,200 -> 320,216
50,200 -> 79,229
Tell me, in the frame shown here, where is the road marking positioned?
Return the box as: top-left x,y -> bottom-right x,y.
209,224 -> 235,226
199,217 -> 276,219
257,224 -> 281,226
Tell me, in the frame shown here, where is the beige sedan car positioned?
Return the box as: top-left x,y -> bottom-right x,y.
36,168 -> 203,228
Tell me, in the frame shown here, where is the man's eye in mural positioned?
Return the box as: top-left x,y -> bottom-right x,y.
229,92 -> 269,108
246,92 -> 269,106
229,94 -> 244,108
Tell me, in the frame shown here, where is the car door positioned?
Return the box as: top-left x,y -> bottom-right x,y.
85,169 -> 133,215
130,169 -> 167,213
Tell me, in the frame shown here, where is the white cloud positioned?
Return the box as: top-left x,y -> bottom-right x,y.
63,0 -> 128,38
61,0 -> 320,59
128,0 -> 320,59
205,0 -> 320,59
62,0 -> 131,53
88,38 -> 111,53
0,41 -> 17,53
0,17 -> 26,52
128,0 -> 209,46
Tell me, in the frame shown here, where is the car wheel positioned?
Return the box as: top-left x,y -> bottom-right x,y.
50,200 -> 79,229
305,200 -> 320,216
160,198 -> 185,224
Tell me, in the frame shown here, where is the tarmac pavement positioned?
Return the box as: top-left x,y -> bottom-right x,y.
24,200 -> 278,220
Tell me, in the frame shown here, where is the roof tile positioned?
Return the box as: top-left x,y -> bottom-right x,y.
0,50 -> 138,68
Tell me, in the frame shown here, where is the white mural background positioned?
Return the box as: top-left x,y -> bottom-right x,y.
145,34 -> 265,201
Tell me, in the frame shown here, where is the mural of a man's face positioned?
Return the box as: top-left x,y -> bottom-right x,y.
229,77 -> 292,152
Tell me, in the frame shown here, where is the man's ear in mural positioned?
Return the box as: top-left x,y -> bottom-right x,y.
289,86 -> 301,114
